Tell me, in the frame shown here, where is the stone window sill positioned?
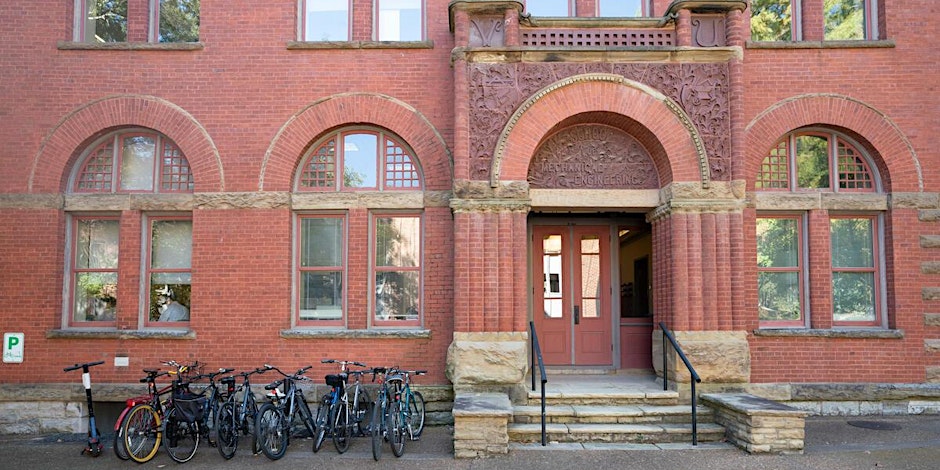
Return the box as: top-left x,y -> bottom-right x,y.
747,40 -> 895,50
57,41 -> 204,51
286,40 -> 433,50
753,328 -> 903,339
47,328 -> 195,340
280,328 -> 431,339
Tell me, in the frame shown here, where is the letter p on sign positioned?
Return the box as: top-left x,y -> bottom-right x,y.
3,333 -> 24,363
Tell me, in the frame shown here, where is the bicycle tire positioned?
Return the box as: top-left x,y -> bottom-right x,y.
256,403 -> 288,460
112,415 -> 130,460
387,398 -> 406,457
407,390 -> 426,438
216,402 -> 238,459
122,404 -> 162,463
312,394 -> 330,453
370,396 -> 384,461
332,402 -> 350,454
355,387 -> 373,436
163,407 -> 199,463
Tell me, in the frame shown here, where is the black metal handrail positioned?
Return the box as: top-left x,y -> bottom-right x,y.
659,321 -> 702,446
529,321 -> 548,446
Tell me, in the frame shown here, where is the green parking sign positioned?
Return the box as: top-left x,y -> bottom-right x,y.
3,333 -> 24,363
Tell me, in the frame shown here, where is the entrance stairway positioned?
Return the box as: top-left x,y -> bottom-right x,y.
509,373 -> 727,447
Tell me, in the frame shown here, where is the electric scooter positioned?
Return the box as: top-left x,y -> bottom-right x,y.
64,360 -> 106,457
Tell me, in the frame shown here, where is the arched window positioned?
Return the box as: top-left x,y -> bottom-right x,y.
294,127 -> 424,329
755,129 -> 884,328
73,129 -> 194,193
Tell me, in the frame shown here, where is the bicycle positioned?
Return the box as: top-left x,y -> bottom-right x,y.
63,360 -> 106,457
120,361 -> 196,463
189,366 -> 235,447
314,359 -> 372,454
369,366 -> 391,461
216,366 -> 271,459
255,364 -> 317,460
385,368 -> 427,457
161,360 -> 208,463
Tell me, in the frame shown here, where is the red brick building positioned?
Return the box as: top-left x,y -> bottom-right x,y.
1,0 -> 938,434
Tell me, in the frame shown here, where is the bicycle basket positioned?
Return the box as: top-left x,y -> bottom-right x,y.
173,394 -> 207,423
325,373 -> 346,388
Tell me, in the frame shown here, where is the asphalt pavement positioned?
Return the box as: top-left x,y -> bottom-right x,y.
4,415 -> 940,470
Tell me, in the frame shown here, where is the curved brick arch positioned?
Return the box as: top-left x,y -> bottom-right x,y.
29,94 -> 224,193
491,74 -> 708,188
260,93 -> 453,192
745,93 -> 922,192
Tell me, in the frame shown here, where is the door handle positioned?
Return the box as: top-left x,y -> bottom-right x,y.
574,305 -> 580,325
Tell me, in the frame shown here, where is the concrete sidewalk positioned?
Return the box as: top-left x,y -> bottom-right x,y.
3,415 -> 939,469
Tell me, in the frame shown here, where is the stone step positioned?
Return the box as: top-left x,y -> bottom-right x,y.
526,388 -> 679,406
508,422 -> 727,444
512,404 -> 714,425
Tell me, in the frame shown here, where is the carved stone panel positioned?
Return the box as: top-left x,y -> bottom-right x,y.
528,125 -> 658,189
469,18 -> 505,47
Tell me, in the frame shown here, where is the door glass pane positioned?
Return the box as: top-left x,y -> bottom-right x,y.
580,236 -> 600,318
758,271 -> 800,321
301,218 -> 343,267
343,133 -> 378,188
301,271 -> 343,320
542,234 -> 563,318
833,272 -> 875,322
831,218 -> 873,268
120,135 -> 156,191
796,135 -> 830,189
756,218 -> 798,267
750,0 -> 791,41
305,0 -> 349,41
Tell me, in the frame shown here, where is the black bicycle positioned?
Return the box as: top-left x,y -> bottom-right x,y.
216,366 -> 270,459
315,359 -> 373,454
255,364 -> 317,460
190,366 -> 235,447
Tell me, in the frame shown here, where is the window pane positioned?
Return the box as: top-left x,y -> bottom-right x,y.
824,0 -> 865,40
159,0 -> 200,43
120,136 -> 156,191
831,218 -> 873,268
580,236 -> 600,319
378,0 -> 422,41
305,0 -> 349,41
375,216 -> 420,267
300,139 -> 337,189
151,220 -> 193,269
543,234 -> 563,318
300,272 -> 343,320
526,0 -> 570,16
375,271 -> 419,321
74,272 -> 118,322
300,218 -> 343,267
77,220 -> 119,269
750,0 -> 792,41
756,218 -> 798,268
795,135 -> 830,189
149,284 -> 190,321
86,0 -> 127,42
600,0 -> 644,17
343,134 -> 378,188
833,272 -> 875,322
758,271 -> 801,321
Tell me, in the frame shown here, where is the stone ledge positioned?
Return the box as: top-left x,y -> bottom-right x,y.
453,392 -> 512,458
46,329 -> 195,340
752,328 -> 903,339
279,328 -> 431,339
702,393 -> 808,454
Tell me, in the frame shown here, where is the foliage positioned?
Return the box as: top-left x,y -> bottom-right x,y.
750,0 -> 791,41
795,135 -> 830,189
89,0 -> 128,42
824,0 -> 865,40
757,218 -> 801,321
159,0 -> 200,43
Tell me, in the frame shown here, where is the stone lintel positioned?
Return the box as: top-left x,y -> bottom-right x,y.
923,288 -> 940,301
920,209 -> 940,222
923,262 -> 940,275
891,193 -> 940,209
921,236 -> 940,249
455,47 -> 742,64
63,193 -> 196,211
530,188 -> 659,210
0,193 -> 64,209
753,192 -> 888,211
925,314 -> 940,327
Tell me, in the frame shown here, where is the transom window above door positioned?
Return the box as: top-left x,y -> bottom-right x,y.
296,128 -> 422,191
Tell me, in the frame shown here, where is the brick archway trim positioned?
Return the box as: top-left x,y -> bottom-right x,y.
29,94 -> 223,193
489,73 -> 709,189
260,93 -> 453,192
745,93 -> 922,192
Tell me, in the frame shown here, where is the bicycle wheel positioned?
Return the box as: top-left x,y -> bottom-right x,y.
312,395 -> 330,453
112,414 -> 130,460
163,407 -> 199,463
122,404 -> 162,463
386,398 -> 406,457
407,390 -> 426,438
216,402 -> 238,459
355,388 -> 373,436
256,403 -> 288,460
331,402 -> 350,454
370,397 -> 384,461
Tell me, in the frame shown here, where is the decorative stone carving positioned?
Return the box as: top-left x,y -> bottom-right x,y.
469,18 -> 504,47
528,125 -> 658,189
692,15 -> 727,47
466,62 -> 731,182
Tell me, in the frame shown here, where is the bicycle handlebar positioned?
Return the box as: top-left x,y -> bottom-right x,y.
63,360 -> 105,372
